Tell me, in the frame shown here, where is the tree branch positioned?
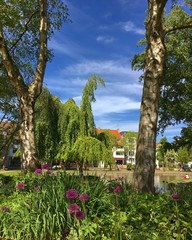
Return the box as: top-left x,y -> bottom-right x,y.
165,22 -> 192,34
9,10 -> 39,53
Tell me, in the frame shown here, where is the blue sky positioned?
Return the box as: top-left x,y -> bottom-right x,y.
44,0 -> 183,143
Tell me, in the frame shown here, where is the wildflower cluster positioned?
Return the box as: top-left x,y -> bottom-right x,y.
1,205 -> 9,212
105,184 -> 123,193
66,189 -> 89,220
35,163 -> 51,175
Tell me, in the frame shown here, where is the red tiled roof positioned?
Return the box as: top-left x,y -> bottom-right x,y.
97,128 -> 122,140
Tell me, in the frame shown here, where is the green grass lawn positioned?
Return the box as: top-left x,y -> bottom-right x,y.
0,170 -> 21,176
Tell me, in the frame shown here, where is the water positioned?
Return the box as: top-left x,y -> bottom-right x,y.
121,172 -> 192,192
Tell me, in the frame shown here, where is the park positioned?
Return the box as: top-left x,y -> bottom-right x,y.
1,0 -> 192,239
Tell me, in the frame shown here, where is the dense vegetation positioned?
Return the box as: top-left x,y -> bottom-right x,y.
0,170 -> 192,239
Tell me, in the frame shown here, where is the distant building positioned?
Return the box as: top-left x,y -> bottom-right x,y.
0,121 -> 20,169
97,128 -> 126,165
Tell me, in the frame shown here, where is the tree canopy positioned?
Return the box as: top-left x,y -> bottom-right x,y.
0,0 -> 69,172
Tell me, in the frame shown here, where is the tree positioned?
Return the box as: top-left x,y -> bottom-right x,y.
35,88 -> 61,163
0,0 -> 69,172
97,130 -> 118,149
177,147 -> 191,166
80,74 -> 105,137
122,131 -> 138,164
156,137 -> 172,168
132,1 -> 192,193
172,124 -> 192,151
96,130 -> 117,169
57,98 -> 80,163
71,136 -> 112,176
164,149 -> 177,168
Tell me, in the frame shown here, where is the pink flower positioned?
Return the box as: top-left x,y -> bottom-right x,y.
171,194 -> 180,200
66,189 -> 78,199
1,205 -> 9,212
75,211 -> 85,220
68,203 -> 79,214
79,193 -> 89,202
35,169 -> 42,174
114,185 -> 123,193
42,163 -> 49,170
105,188 -> 110,193
16,182 -> 25,189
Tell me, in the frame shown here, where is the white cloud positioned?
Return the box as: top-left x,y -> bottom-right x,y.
96,36 -> 115,44
121,21 -> 145,35
48,38 -> 84,59
92,95 -> 140,117
62,59 -> 142,78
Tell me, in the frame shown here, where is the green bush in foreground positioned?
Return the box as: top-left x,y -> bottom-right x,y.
0,170 -> 192,239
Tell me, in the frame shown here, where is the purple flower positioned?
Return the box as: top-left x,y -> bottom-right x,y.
35,169 -> 42,174
171,194 -> 180,200
42,163 -> 49,170
79,193 -> 89,202
114,185 -> 123,193
75,211 -> 85,220
66,189 -> 78,199
16,182 -> 25,189
1,205 -> 9,212
46,170 -> 51,175
68,203 -> 79,214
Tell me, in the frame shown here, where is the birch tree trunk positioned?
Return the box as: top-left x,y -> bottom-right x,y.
0,0 -> 48,173
133,0 -> 167,193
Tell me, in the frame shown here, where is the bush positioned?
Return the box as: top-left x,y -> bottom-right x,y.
126,163 -> 133,171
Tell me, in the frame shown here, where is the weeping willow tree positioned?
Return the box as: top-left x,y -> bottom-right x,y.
56,98 -> 80,164
35,88 -> 61,163
71,136 -> 113,176
80,74 -> 105,137
57,74 -> 106,172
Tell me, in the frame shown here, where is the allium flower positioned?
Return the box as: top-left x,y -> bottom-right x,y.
42,163 -> 49,170
79,193 -> 89,202
66,189 -> 78,199
171,194 -> 180,200
46,170 -> 51,175
75,211 -> 85,220
35,169 -> 42,174
68,203 -> 79,214
1,205 -> 9,212
114,185 -> 123,193
16,182 -> 25,189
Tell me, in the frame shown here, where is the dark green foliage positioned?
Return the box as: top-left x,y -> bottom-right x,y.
35,88 -> 61,162
1,171 -> 192,239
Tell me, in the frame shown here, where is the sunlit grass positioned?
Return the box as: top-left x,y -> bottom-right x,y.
0,170 -> 21,176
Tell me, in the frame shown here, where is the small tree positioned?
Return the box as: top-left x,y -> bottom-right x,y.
177,147 -> 190,166
71,136 -> 113,176
164,149 -> 177,169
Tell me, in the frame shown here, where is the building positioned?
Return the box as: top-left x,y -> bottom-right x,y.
0,121 -> 20,169
97,128 -> 126,165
